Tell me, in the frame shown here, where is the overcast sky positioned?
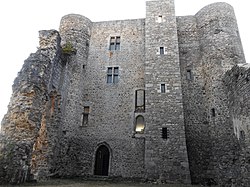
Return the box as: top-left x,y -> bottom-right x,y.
0,0 -> 249,121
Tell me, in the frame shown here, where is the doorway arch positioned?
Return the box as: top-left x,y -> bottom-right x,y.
94,145 -> 110,176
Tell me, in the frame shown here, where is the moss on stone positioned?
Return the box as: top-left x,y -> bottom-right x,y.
62,42 -> 76,55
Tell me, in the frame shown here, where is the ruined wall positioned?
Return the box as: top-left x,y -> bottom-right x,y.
224,65 -> 250,186
178,2 -> 246,186
144,0 -> 190,183
0,30 -> 63,184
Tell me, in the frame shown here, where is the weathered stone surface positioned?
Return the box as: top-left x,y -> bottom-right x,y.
0,0 -> 248,186
0,30 -> 62,184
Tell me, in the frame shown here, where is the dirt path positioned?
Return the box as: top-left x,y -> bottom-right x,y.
7,179 -> 206,187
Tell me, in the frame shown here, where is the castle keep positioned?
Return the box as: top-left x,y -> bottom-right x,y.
0,0 -> 249,186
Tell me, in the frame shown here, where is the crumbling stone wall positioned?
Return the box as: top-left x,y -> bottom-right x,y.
0,30 -> 63,184
224,65 -> 250,186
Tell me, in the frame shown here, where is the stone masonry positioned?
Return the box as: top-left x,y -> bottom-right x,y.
0,0 -> 248,186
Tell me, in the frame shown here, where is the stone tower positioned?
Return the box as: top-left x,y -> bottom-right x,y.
144,0 -> 190,183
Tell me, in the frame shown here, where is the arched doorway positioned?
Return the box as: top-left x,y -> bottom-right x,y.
94,145 -> 110,176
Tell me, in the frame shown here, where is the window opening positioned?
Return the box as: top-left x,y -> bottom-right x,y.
107,67 -> 119,84
82,106 -> 90,126
135,89 -> 145,112
107,67 -> 113,83
109,36 -> 121,51
211,108 -> 216,117
158,15 -> 163,23
240,130 -> 245,141
161,84 -> 166,93
160,47 -> 164,55
135,116 -> 145,133
116,37 -> 120,50
187,70 -> 192,80
162,127 -> 168,139
113,67 -> 119,84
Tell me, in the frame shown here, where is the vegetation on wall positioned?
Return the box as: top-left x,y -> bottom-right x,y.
62,42 -> 76,55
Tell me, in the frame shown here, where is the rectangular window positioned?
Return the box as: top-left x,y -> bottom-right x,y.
211,108 -> 216,117
116,37 -> 120,50
187,70 -> 192,80
160,47 -> 164,55
113,67 -> 119,83
158,15 -> 163,23
107,67 -> 119,84
109,36 -> 121,51
162,127 -> 168,139
82,106 -> 90,126
161,84 -> 166,93
107,67 -> 113,83
135,90 -> 145,112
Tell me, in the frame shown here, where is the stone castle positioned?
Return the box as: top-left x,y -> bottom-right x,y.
0,0 -> 249,186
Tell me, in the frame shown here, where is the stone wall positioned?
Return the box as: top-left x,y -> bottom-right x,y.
56,17 -> 147,178
144,0 -> 190,183
0,30 -> 63,184
177,15 -> 209,184
224,65 -> 250,186
178,2 -> 246,186
0,0 -> 248,186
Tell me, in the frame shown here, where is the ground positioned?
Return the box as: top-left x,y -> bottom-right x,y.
5,179 -> 215,187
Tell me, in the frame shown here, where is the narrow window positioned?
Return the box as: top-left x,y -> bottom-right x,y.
82,106 -> 90,126
115,37 -> 120,50
109,36 -> 121,51
161,84 -> 166,93
135,116 -> 145,133
160,47 -> 164,55
113,67 -> 119,83
211,108 -> 216,117
135,89 -> 145,112
162,127 -> 168,139
107,67 -> 113,83
158,15 -> 163,23
240,130 -> 245,141
187,70 -> 192,80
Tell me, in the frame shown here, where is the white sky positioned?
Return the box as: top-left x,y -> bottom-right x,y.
0,0 -> 249,121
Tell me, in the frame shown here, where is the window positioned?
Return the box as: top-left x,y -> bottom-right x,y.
240,130 -> 245,141
81,106 -> 90,126
113,67 -> 119,83
135,89 -> 145,112
158,15 -> 163,23
107,67 -> 113,83
211,108 -> 216,117
161,84 -> 166,93
135,116 -> 145,133
107,67 -> 119,84
109,36 -> 120,51
187,70 -> 192,80
162,127 -> 168,139
160,47 -> 164,55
